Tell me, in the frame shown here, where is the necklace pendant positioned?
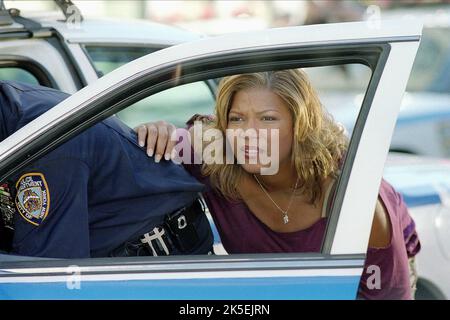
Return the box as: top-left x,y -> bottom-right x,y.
283,213 -> 289,224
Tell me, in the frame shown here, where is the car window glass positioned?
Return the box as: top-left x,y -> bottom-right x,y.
305,64 -> 372,136
84,46 -> 160,76
305,64 -> 372,92
115,65 -> 372,254
115,64 -> 372,257
118,64 -> 372,137
0,67 -> 40,86
117,82 -> 216,128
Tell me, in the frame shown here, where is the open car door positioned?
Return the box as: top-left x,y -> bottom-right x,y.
0,20 -> 421,299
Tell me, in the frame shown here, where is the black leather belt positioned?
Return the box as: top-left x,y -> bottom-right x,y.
110,198 -> 209,257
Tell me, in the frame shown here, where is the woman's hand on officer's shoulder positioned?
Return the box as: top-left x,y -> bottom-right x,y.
134,115 -> 215,163
134,121 -> 177,163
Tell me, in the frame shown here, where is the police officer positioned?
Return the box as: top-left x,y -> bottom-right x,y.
0,80 -> 213,258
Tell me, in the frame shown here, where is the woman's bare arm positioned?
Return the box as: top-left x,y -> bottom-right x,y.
368,198 -> 392,249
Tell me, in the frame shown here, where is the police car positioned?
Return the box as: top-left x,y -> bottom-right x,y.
0,0 -> 200,94
0,15 -> 427,299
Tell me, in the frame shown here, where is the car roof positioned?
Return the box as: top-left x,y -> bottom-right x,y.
36,15 -> 202,45
0,11 -> 202,46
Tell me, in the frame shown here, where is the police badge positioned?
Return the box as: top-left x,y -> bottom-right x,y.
15,173 -> 50,226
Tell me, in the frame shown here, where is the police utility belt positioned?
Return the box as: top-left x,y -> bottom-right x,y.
110,199 -> 206,257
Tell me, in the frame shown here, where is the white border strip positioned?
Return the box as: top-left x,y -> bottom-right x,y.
0,268 -> 362,284
1,259 -> 364,275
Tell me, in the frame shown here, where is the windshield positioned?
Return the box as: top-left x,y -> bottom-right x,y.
84,45 -> 161,76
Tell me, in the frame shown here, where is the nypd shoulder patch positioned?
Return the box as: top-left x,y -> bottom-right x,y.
15,173 -> 50,226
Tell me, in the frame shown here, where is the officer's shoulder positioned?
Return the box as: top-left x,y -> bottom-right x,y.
0,81 -> 67,96
0,81 -> 69,114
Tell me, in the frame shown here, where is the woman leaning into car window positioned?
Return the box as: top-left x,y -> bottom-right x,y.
135,69 -> 421,300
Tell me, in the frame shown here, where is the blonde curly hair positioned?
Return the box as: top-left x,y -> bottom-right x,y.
201,69 -> 348,204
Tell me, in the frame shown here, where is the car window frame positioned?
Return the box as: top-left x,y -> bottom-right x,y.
45,34 -> 87,90
0,54 -> 59,89
1,43 -> 385,263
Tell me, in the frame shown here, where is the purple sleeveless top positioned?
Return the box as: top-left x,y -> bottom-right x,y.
185,164 -> 421,300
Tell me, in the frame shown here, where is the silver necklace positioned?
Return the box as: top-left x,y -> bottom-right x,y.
253,174 -> 300,224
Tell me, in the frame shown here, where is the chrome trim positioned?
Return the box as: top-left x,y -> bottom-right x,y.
0,254 -> 365,278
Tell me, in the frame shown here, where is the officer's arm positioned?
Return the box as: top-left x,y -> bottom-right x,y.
12,158 -> 90,258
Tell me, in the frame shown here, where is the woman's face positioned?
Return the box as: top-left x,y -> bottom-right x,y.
226,87 -> 294,175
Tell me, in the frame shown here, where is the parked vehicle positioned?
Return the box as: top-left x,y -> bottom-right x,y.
0,0 -> 200,94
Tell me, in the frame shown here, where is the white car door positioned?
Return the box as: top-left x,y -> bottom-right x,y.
0,20 -> 421,299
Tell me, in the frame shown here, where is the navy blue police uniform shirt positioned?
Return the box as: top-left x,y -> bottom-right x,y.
0,81 -> 206,258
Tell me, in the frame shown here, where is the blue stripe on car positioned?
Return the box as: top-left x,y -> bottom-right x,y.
397,111 -> 450,125
401,190 -> 441,207
395,185 -> 442,207
0,276 -> 360,300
